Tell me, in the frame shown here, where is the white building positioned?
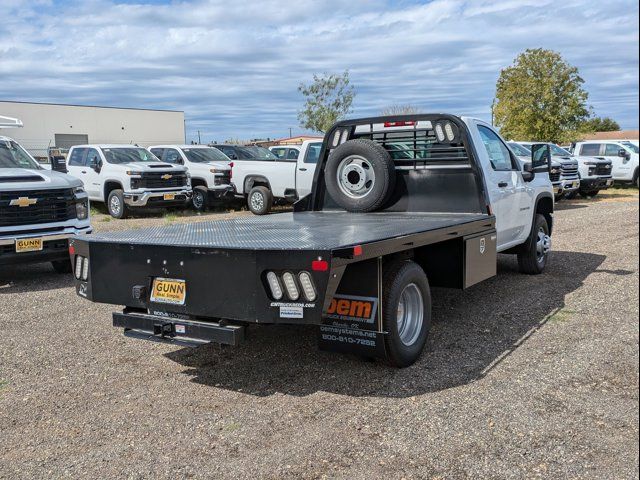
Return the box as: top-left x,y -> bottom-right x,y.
0,100 -> 185,158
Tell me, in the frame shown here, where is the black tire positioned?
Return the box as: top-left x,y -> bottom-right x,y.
381,259 -> 431,368
564,190 -> 578,200
324,139 -> 396,212
579,189 -> 599,198
247,186 -> 272,215
192,186 -> 208,211
517,214 -> 550,275
107,189 -> 128,219
51,260 -> 72,274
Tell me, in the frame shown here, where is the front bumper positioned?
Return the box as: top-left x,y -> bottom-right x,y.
580,177 -> 614,190
123,189 -> 192,207
553,178 -> 580,195
209,184 -> 236,199
0,227 -> 92,266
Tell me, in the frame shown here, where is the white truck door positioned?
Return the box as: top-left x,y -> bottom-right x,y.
66,147 -> 98,200
602,143 -> 633,180
83,148 -> 104,200
474,124 -> 529,249
296,141 -> 322,198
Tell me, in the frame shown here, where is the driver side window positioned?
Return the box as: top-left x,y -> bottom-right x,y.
478,126 -> 516,171
164,149 -> 182,163
86,148 -> 100,167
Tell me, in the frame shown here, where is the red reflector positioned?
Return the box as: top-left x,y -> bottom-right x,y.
312,260 -> 329,271
68,245 -> 75,255
383,121 -> 416,127
229,162 -> 233,179
353,245 -> 363,256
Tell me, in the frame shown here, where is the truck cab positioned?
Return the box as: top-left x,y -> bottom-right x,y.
1,131 -> 92,272
214,140 -> 323,214
573,140 -> 639,187
65,145 -> 192,218
148,145 -> 233,211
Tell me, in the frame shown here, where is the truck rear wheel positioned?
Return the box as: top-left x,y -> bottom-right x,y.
517,214 -> 550,275
107,189 -> 129,219
324,139 -> 396,212
247,186 -> 272,215
51,260 -> 72,274
382,259 -> 431,367
192,186 -> 208,211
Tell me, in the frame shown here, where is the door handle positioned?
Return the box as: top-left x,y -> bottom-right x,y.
299,168 -> 307,171
81,170 -> 87,174
498,181 -> 508,188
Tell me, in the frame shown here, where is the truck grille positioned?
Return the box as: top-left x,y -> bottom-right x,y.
214,171 -> 231,186
0,188 -> 75,227
560,163 -> 579,178
550,171 -> 561,182
137,172 -> 188,189
595,164 -> 612,176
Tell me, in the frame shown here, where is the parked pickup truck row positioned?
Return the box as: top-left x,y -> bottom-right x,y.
70,113 -> 556,367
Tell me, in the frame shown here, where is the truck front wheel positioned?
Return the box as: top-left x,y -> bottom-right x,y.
382,260 -> 431,367
192,186 -> 208,211
517,214 -> 550,275
107,189 -> 129,219
247,186 -> 272,215
579,189 -> 599,198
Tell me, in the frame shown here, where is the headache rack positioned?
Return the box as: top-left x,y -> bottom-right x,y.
351,122 -> 470,170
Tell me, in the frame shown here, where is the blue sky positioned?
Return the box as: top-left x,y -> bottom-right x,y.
1,0 -> 638,143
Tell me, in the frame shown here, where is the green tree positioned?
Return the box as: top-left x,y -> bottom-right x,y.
493,48 -> 591,143
381,104 -> 421,115
298,70 -> 355,133
583,116 -> 620,132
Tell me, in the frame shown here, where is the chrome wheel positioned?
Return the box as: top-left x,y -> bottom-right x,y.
109,195 -> 121,216
536,228 -> 551,263
250,191 -> 264,211
336,154 -> 375,199
396,283 -> 424,346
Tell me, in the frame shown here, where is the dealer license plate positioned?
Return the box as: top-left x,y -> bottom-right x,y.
15,238 -> 43,253
150,278 -> 186,305
606,179 -> 613,186
163,193 -> 176,201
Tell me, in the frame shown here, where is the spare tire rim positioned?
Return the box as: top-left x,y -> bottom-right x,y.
396,283 -> 424,346
250,191 -> 264,211
337,155 -> 375,199
109,195 -> 121,215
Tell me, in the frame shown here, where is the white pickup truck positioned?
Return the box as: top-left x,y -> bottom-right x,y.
1,130 -> 92,272
213,140 -> 323,214
148,145 -> 233,211
572,140 -> 639,187
65,145 -> 192,218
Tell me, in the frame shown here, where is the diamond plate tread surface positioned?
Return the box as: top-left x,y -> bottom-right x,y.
88,212 -> 489,251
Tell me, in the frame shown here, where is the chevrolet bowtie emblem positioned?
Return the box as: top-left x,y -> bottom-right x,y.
10,197 -> 37,207
161,174 -> 172,180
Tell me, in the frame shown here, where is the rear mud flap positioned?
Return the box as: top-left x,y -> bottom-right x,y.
318,257 -> 388,359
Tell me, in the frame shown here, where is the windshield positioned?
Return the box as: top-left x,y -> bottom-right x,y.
507,142 -> 531,157
548,144 -> 572,156
183,147 -> 230,163
621,142 -> 639,153
237,146 -> 278,160
102,147 -> 160,164
0,140 -> 42,169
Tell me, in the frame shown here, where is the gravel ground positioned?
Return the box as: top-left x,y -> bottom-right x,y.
1,191 -> 638,479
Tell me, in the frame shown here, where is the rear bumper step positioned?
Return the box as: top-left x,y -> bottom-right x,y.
113,311 -> 245,347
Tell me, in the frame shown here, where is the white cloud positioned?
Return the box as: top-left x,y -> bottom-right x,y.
0,0 -> 638,142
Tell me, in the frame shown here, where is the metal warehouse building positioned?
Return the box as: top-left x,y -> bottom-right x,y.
0,100 -> 185,159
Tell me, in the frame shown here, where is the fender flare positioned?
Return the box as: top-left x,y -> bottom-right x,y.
103,179 -> 125,202
244,175 -> 271,194
533,192 -> 554,235
190,176 -> 209,188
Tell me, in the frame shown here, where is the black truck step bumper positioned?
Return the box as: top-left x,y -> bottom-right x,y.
113,310 -> 245,347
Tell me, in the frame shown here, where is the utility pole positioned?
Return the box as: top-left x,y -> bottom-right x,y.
289,127 -> 292,138
197,130 -> 201,144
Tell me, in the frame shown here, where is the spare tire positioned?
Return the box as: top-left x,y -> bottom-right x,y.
324,139 -> 396,212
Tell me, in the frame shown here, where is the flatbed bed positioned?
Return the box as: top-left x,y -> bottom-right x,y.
88,211 -> 493,252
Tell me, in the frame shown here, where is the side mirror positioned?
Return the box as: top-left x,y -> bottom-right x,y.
531,144 -> 551,173
522,162 -> 535,182
89,157 -> 101,172
618,148 -> 629,159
